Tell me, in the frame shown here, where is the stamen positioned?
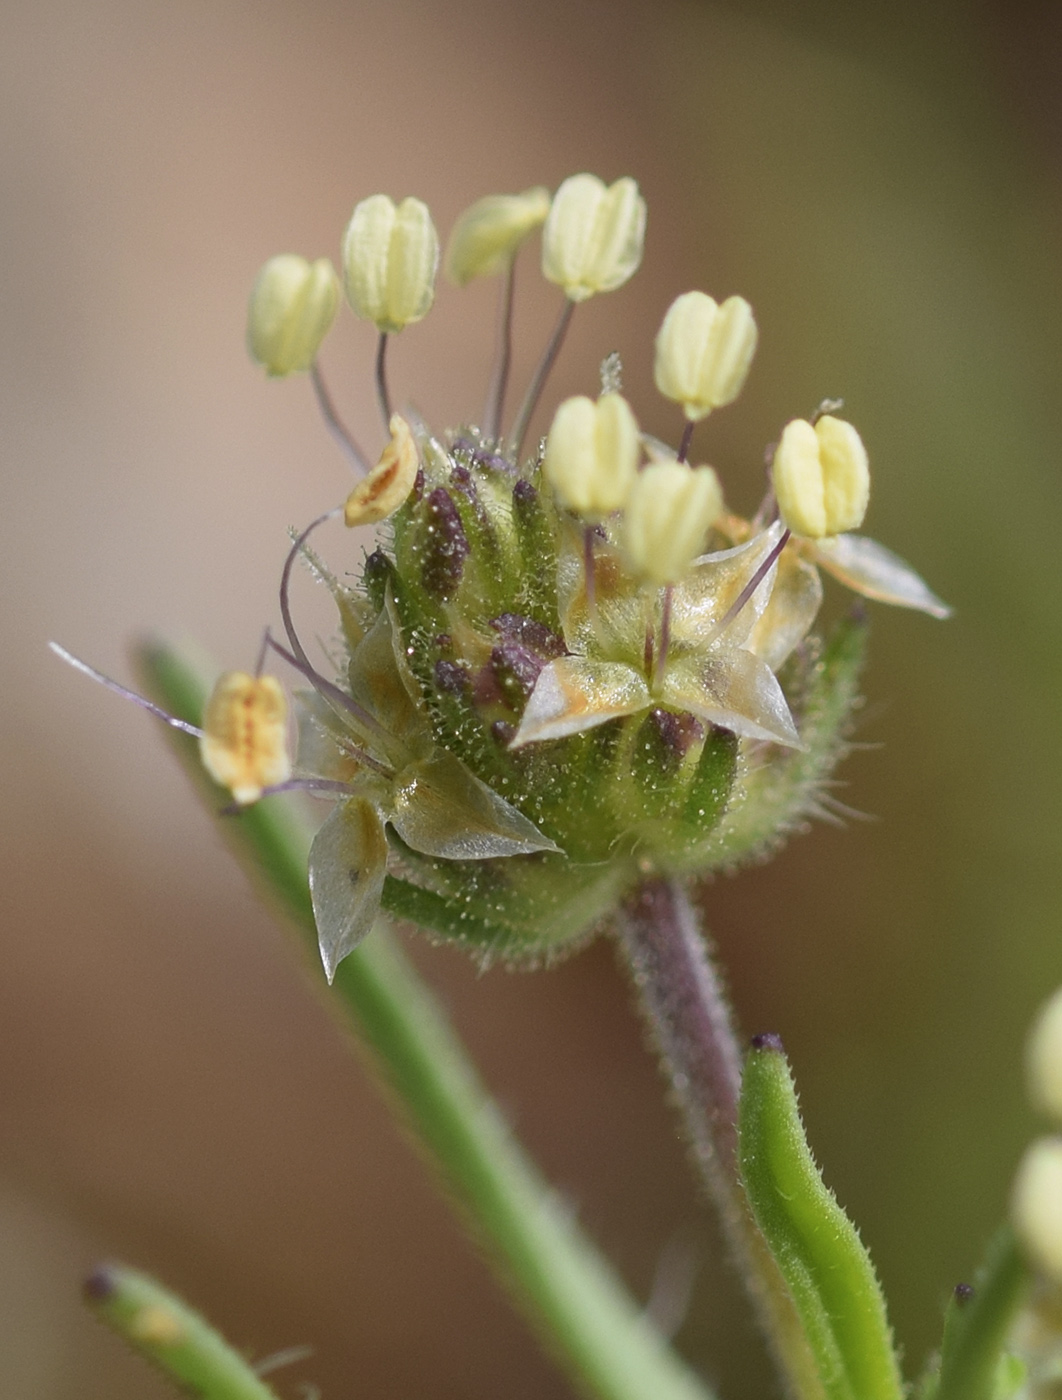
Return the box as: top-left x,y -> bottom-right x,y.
375,331 -> 392,429
508,297 -> 575,459
482,258 -> 517,442
701,529 -> 791,651
278,512 -> 389,747
676,421 -> 694,465
310,363 -> 370,473
49,642 -> 204,737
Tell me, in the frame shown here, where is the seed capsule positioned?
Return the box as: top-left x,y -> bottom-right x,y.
199,672 -> 291,805
772,415 -> 870,538
247,255 -> 339,377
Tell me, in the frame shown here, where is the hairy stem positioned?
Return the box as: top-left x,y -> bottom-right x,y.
615,876 -> 824,1400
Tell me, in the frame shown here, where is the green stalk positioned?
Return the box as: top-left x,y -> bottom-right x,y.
84,1264 -> 281,1400
927,1228 -> 1029,1400
135,639 -> 716,1400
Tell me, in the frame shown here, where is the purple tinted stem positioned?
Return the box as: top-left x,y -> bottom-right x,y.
310,362 -> 370,473
50,642 -> 204,737
616,878 -> 818,1400
482,258 -> 517,442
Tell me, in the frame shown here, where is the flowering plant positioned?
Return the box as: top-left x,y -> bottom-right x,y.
57,173 -> 1062,1400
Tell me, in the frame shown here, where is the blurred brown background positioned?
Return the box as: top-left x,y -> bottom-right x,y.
3,1 -> 1062,1396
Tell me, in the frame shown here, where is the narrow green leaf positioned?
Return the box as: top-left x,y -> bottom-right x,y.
931,1228 -> 1029,1400
84,1263 -> 281,1399
134,638 -> 718,1400
738,1035 -> 904,1400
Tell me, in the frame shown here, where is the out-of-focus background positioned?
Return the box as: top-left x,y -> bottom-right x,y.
3,1 -> 1062,1395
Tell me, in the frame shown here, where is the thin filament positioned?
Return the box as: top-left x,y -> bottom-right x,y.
278,512 -> 389,747
375,332 -> 392,429
508,297 -> 575,459
482,257 -> 517,442
310,362 -> 370,473
701,529 -> 791,651
49,642 -> 204,737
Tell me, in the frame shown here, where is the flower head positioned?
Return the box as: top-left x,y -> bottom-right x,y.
59,171 -> 950,979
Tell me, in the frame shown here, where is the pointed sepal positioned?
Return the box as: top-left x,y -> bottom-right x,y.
391,749 -> 560,858
813,534 -> 951,618
511,657 -> 650,746
308,796 -> 389,981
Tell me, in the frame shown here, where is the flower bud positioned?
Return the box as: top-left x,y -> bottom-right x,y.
542,174 -> 646,303
772,415 -> 870,539
1027,987 -> 1062,1124
1013,1137 -> 1062,1284
247,255 -> 339,377
199,672 -> 291,805
345,415 -> 419,527
622,461 -> 723,585
542,392 -> 640,520
654,292 -> 757,421
445,187 -> 551,286
342,195 -> 439,332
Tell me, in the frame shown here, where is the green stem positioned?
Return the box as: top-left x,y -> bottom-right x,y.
932,1228 -> 1029,1400
135,640 -> 716,1400
84,1264 -> 280,1400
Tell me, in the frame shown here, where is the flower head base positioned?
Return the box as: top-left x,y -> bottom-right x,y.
199,672 -> 292,804
247,255 -> 340,377
445,187 -> 551,286
654,292 -> 758,421
773,415 -> 870,538
342,195 -> 439,332
542,175 -> 646,302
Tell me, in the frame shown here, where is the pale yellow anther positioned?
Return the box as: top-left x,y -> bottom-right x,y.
199,673 -> 291,805
542,174 -> 646,303
344,414 -> 419,527
1013,1137 -> 1062,1284
342,195 -> 439,332
542,393 -> 640,521
445,187 -> 551,286
247,255 -> 340,377
772,415 -> 870,539
1027,987 -> 1062,1124
654,292 -> 758,421
622,462 -> 724,586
